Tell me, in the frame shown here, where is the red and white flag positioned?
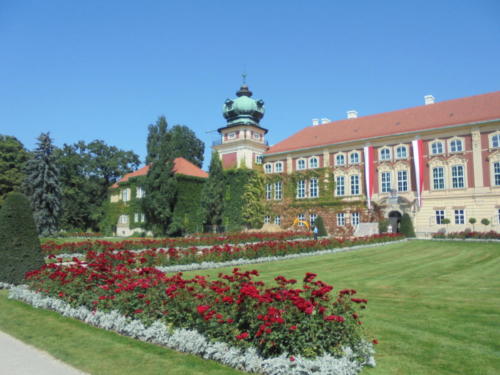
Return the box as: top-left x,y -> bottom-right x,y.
412,139 -> 424,207
363,146 -> 374,209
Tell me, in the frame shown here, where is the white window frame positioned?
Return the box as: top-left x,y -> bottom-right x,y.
432,166 -> 445,190
297,159 -> 306,170
379,147 -> 391,161
454,209 -> 465,224
121,189 -> 130,202
298,213 -> 305,226
274,181 -> 282,200
350,175 -> 360,195
134,213 -> 139,223
119,215 -> 129,224
309,156 -> 319,169
494,161 -> 500,187
490,132 -> 500,149
449,138 -> 464,153
136,187 -> 145,199
435,210 -> 445,225
381,171 -> 392,193
335,153 -> 345,166
309,177 -> 319,198
264,215 -> 271,224
451,165 -> 465,189
264,163 -> 273,174
349,151 -> 360,164
336,213 -> 345,226
265,183 -> 272,200
275,162 -> 283,173
335,175 -> 345,196
397,170 -> 408,192
430,140 -> 444,155
274,216 -> 281,225
396,145 -> 408,159
297,180 -> 306,198
351,212 -> 360,226
309,213 -> 317,227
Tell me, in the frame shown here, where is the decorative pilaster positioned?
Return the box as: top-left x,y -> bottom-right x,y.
471,128 -> 483,188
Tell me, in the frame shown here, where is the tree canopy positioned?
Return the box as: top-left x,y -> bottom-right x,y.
200,151 -> 225,227
169,124 -> 205,168
0,135 -> 30,207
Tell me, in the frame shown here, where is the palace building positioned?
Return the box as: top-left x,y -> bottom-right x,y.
214,86 -> 500,235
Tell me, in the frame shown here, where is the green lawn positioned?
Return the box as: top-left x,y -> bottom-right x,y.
1,240 -> 499,374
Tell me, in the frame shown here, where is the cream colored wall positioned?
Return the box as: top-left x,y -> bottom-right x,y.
110,193 -> 120,203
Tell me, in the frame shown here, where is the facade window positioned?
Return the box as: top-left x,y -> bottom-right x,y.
431,141 -> 444,155
335,154 -> 345,166
309,213 -> 317,227
227,132 -> 236,139
396,146 -> 407,159
435,210 -> 445,225
351,212 -> 360,226
450,139 -> 463,153
350,175 -> 360,195
140,214 -> 145,223
310,178 -> 319,198
309,157 -> 319,169
381,172 -> 391,193
266,183 -> 272,200
264,215 -> 271,224
350,152 -> 360,164
297,159 -> 306,170
275,162 -> 283,173
119,215 -> 129,224
336,176 -> 345,196
274,216 -> 281,225
274,181 -> 282,200
121,189 -> 129,202
492,134 -> 500,148
264,164 -> 272,173
136,187 -> 145,198
451,165 -> 465,188
336,213 -> 345,226
380,148 -> 391,161
432,167 -> 445,190
454,209 -> 465,224
495,162 -> 500,186
298,213 -> 305,226
397,170 -> 408,192
134,213 -> 139,223
297,180 -> 306,198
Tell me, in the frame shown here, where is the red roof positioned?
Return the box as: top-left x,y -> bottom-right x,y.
111,157 -> 208,188
266,91 -> 500,155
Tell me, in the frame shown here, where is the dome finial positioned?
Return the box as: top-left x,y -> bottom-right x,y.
242,72 -> 247,85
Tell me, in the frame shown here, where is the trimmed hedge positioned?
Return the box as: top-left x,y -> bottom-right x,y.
0,192 -> 45,284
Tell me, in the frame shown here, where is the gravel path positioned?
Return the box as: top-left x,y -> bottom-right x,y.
0,331 -> 87,375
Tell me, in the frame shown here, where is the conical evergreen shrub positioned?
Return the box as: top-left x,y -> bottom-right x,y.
400,213 -> 416,237
314,215 -> 327,236
0,192 -> 45,284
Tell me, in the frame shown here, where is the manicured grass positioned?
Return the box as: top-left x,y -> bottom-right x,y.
2,240 -> 499,374
184,240 -> 500,375
0,290 -> 244,375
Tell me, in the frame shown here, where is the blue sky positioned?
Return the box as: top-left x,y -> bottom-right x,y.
1,0 -> 499,169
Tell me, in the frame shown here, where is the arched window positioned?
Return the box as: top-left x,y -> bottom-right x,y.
297,159 -> 306,170
264,164 -> 272,174
350,152 -> 359,164
309,157 -> 319,169
450,139 -> 463,153
431,141 -> 444,155
380,148 -> 391,161
335,154 -> 345,166
396,146 -> 407,159
275,162 -> 283,173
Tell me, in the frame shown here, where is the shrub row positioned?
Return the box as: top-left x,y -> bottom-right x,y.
431,230 -> 500,240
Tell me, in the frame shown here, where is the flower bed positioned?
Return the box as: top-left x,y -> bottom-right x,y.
25,256 -> 376,370
41,231 -> 312,255
68,233 -> 402,268
431,230 -> 500,240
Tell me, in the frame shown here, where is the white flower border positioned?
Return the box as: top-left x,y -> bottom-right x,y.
7,284 -> 375,375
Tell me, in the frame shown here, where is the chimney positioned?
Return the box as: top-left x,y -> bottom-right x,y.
424,95 -> 435,105
321,117 -> 330,124
312,118 -> 319,126
347,110 -> 358,119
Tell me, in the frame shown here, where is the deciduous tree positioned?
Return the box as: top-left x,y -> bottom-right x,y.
201,151 -> 225,227
0,135 -> 30,206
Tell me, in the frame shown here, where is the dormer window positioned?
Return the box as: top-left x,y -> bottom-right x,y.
228,132 -> 236,140
297,159 -> 306,170
335,154 -> 345,166
380,148 -> 391,161
349,152 -> 360,164
309,157 -> 319,169
450,139 -> 463,153
431,141 -> 444,155
275,162 -> 283,173
396,146 -> 407,159
264,163 -> 273,174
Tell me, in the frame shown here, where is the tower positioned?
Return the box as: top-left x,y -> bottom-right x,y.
213,84 -> 268,169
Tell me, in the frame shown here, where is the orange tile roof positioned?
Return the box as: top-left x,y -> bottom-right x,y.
111,157 -> 208,188
266,91 -> 500,155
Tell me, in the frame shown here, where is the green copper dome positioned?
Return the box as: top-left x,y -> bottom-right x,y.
222,85 -> 266,130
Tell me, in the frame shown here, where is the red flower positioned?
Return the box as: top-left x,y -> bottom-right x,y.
236,332 -> 249,340
134,309 -> 143,314
372,339 -> 379,345
197,305 -> 210,314
290,356 -> 295,362
324,315 -> 345,322
303,272 -> 317,282
289,325 -> 297,331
